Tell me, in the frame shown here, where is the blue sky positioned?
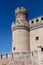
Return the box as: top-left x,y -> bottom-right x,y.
0,0 -> 43,54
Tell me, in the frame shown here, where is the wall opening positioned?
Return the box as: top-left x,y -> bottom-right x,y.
13,47 -> 15,50
36,19 -> 39,22
41,46 -> 43,51
31,21 -> 34,24
41,17 -> 43,20
35,36 -> 39,40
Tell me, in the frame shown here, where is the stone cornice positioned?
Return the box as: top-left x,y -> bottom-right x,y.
12,22 -> 43,32
12,25 -> 29,31
30,22 -> 43,30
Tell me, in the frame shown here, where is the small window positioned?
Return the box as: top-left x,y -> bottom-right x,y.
35,36 -> 39,40
36,19 -> 39,22
41,47 -> 43,51
1,54 -> 2,59
13,47 -> 15,50
41,17 -> 43,20
31,21 -> 34,24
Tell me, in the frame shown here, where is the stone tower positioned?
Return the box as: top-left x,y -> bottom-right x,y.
11,7 -> 30,53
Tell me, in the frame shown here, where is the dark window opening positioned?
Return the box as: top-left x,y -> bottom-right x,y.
31,21 -> 34,24
14,47 -> 15,50
41,17 -> 43,20
41,47 -> 43,51
1,54 -> 2,59
36,19 -> 39,22
35,36 -> 39,40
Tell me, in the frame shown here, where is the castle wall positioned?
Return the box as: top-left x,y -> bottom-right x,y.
0,51 -> 43,65
30,28 -> 43,51
1,7 -> 43,65
12,29 -> 30,52
0,51 -> 38,65
29,16 -> 43,51
12,7 -> 30,53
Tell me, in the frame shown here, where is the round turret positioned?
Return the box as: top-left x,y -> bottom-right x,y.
15,7 -> 28,21
12,7 -> 29,53
15,7 -> 28,16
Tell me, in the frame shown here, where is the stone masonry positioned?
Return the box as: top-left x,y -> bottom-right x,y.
0,7 -> 43,65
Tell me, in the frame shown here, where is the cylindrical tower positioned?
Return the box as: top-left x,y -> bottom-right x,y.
11,7 -> 30,53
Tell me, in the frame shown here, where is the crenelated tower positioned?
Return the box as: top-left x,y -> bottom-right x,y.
11,7 -> 30,53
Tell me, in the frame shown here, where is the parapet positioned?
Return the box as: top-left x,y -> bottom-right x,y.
0,51 -> 38,60
11,16 -> 43,32
15,7 -> 28,16
11,21 -> 29,32
29,15 -> 43,30
0,51 -> 43,65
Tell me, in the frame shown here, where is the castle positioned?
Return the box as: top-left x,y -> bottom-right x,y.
0,7 -> 43,65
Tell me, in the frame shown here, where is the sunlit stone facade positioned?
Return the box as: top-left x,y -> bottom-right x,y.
0,7 -> 43,65
12,7 -> 30,52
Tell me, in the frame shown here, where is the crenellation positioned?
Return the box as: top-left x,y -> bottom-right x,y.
0,51 -> 43,65
0,54 -> 1,59
2,54 -> 6,59
29,16 -> 43,26
0,51 -> 38,60
1,7 -> 43,65
15,7 -> 28,16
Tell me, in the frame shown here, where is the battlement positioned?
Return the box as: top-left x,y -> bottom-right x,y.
29,16 -> 43,30
0,50 -> 42,59
0,51 -> 38,60
15,7 -> 28,16
1,7 -> 43,65
12,7 -> 43,31
0,51 -> 43,65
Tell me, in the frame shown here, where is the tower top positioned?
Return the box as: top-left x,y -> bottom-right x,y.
15,7 -> 28,16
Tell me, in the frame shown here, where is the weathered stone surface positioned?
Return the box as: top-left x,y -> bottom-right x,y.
1,7 -> 43,65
